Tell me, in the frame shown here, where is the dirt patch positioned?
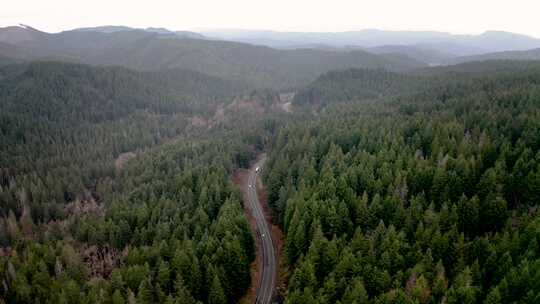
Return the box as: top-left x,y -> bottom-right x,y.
278,102 -> 293,113
228,97 -> 267,115
277,92 -> 295,113
66,195 -> 104,217
190,116 -> 209,128
115,152 -> 136,171
279,92 -> 295,103
211,105 -> 227,126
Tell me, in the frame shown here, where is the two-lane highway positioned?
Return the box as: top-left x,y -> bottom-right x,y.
247,157 -> 276,304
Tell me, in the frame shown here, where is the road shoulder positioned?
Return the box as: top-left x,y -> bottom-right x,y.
233,167 -> 261,304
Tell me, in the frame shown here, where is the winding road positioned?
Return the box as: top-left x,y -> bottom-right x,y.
247,156 -> 276,304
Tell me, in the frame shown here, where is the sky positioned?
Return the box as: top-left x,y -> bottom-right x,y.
2,0 -> 540,37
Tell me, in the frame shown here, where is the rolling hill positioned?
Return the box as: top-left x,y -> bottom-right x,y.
0,61 -> 261,304
294,60 -> 540,105
73,25 -> 205,39
366,45 -> 454,65
451,48 -> 540,64
265,60 -> 540,304
294,68 -> 418,106
0,61 -> 240,219
203,29 -> 540,56
0,25 -> 427,89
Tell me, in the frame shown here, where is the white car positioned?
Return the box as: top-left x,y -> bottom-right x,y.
255,167 -> 260,173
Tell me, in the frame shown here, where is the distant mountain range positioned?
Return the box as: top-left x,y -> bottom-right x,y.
450,48 -> 540,64
2,25 -> 540,87
0,25 -> 426,89
73,25 -> 205,39
203,29 -> 540,63
365,45 -> 454,66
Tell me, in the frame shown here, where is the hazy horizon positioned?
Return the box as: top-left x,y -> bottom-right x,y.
7,23 -> 540,39
2,0 -> 540,38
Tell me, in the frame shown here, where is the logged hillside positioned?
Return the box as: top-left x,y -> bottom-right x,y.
265,65 -> 540,303
0,26 -> 427,89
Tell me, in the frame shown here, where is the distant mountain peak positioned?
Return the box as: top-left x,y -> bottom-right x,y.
145,27 -> 172,34
0,24 -> 47,44
145,27 -> 205,39
70,25 -> 205,39
18,24 -> 38,30
72,25 -> 135,33
1,24 -> 42,32
480,30 -> 533,38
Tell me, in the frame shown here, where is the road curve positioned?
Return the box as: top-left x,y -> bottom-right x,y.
247,156 -> 276,304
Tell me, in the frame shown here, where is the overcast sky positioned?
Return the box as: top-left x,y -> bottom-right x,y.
2,0 -> 540,37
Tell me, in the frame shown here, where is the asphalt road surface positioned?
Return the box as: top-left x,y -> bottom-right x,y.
247,156 -> 276,304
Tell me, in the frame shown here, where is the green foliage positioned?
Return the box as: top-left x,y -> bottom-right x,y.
294,68 -> 418,106
264,65 -> 540,303
0,61 -> 239,223
0,62 -> 261,303
3,48 -> 540,304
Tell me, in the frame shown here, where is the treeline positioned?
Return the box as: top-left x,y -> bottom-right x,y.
0,28 -> 426,90
294,68 -> 417,106
264,66 -> 540,303
294,60 -> 540,107
0,61 -> 239,223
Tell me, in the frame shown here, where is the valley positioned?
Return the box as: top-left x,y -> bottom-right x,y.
1,23 -> 540,304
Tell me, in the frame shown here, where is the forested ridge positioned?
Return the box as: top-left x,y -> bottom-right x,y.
294,60 -> 540,106
0,61 -> 239,222
293,68 -> 418,106
0,60 -> 288,303
264,65 -> 540,303
1,49 -> 540,304
0,26 -> 427,89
